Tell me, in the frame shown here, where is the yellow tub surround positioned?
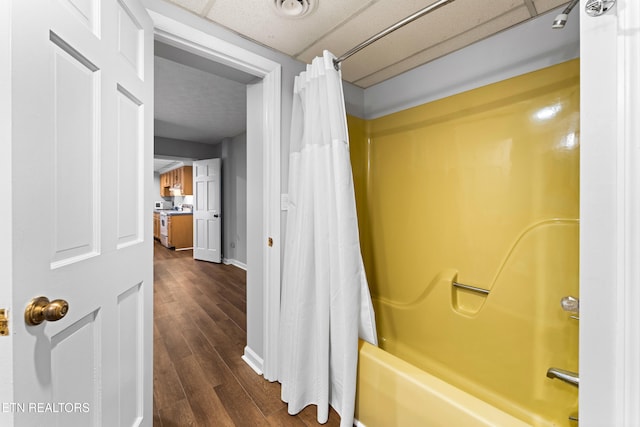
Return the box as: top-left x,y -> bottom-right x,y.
349,59 -> 579,426
355,341 -> 530,427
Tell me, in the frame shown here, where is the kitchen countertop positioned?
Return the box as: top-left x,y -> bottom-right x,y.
154,209 -> 193,216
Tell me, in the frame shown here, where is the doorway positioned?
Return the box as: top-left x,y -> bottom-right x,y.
153,41 -> 249,264
149,7 -> 282,380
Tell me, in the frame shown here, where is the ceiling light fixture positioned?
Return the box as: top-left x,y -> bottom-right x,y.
272,0 -> 315,18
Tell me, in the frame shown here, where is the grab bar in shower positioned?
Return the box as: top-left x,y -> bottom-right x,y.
547,367 -> 579,387
452,281 -> 490,295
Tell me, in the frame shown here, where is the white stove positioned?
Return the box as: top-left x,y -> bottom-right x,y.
159,212 -> 170,247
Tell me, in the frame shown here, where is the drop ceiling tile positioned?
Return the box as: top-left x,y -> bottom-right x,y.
298,0 -> 525,64
170,0 -> 211,15
310,0 -> 526,82
297,0 -> 457,63
352,5 -> 532,87
205,0 -> 373,56
533,0 -> 572,14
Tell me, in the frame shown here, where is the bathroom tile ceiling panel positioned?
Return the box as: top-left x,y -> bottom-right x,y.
299,0 -> 533,85
165,0 -> 569,88
354,6 -> 533,87
205,0 -> 375,55
533,0 -> 572,13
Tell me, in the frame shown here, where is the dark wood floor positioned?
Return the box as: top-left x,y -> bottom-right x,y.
153,241 -> 341,426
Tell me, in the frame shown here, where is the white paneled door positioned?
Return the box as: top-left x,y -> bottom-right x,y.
193,159 -> 222,263
4,0 -> 153,425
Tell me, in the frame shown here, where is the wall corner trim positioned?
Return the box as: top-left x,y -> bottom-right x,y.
242,346 -> 264,375
223,258 -> 247,271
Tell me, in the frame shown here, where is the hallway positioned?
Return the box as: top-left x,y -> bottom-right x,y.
153,241 -> 340,426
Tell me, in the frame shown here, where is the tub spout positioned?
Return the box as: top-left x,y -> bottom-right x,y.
547,368 -> 579,387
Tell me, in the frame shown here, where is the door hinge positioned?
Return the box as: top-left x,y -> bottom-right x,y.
0,309 -> 8,336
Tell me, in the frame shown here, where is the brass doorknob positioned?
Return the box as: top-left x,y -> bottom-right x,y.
24,296 -> 69,326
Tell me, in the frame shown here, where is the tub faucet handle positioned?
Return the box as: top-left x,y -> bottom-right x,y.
547,367 -> 579,387
560,295 -> 579,319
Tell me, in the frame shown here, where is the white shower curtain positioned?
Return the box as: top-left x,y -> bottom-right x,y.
278,50 -> 378,427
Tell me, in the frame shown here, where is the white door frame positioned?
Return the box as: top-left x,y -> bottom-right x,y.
147,10 -> 281,378
580,0 -> 640,425
0,0 -> 14,414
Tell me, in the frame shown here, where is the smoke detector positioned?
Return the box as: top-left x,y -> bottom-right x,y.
272,0 -> 316,18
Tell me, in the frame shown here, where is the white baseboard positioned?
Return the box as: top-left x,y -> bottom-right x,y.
223,257 -> 247,270
354,419 -> 366,427
242,346 -> 264,375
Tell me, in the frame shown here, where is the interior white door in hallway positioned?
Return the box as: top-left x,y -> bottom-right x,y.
193,158 -> 222,263
1,0 -> 154,425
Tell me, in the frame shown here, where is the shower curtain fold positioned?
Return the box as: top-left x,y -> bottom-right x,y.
278,50 -> 377,427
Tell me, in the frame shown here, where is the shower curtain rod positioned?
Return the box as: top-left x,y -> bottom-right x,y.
333,0 -> 457,71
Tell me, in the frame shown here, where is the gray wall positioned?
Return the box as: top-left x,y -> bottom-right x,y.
363,6 -> 579,119
154,136 -> 221,159
245,81 -> 264,359
153,173 -> 162,201
221,134 -> 247,266
343,81 -> 365,118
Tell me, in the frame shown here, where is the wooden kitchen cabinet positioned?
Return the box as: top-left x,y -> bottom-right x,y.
173,166 -> 192,195
153,212 -> 160,240
167,214 -> 193,250
160,172 -> 171,197
159,166 -> 193,197
172,168 -> 180,186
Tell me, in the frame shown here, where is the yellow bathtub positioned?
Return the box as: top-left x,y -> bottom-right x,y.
349,59 -> 580,426
355,341 -> 529,427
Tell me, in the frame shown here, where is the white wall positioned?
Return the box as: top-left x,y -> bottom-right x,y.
221,134 -> 247,267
